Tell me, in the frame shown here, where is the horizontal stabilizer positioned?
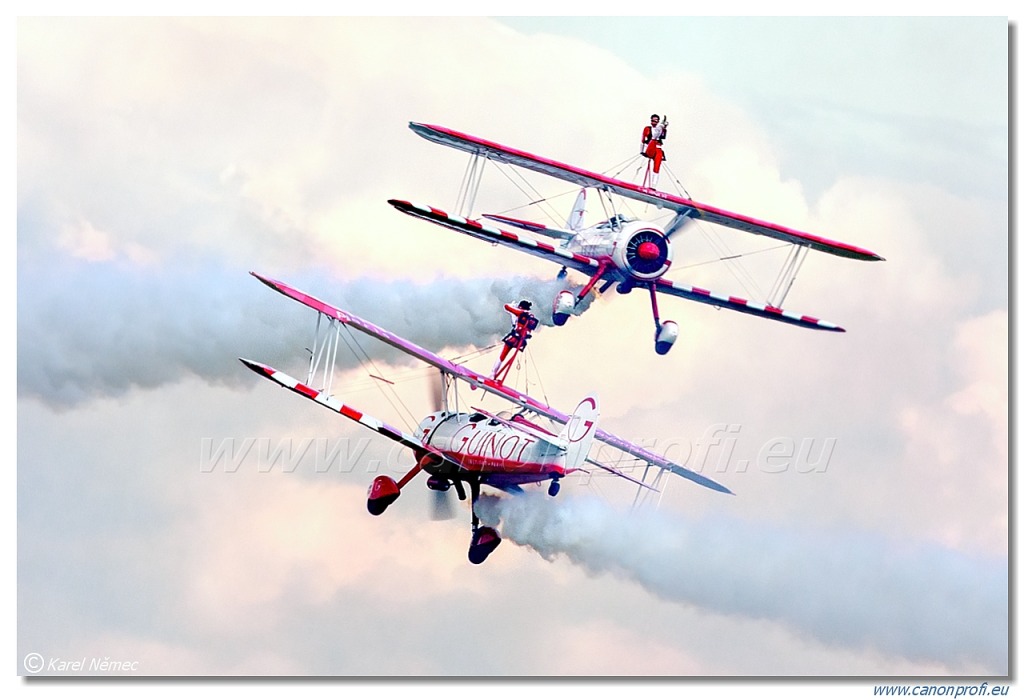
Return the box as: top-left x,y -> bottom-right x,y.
481,214 -> 575,240
389,199 -> 600,275
469,406 -> 568,450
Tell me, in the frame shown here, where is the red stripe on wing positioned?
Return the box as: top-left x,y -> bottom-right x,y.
295,383 -> 319,399
340,405 -> 363,421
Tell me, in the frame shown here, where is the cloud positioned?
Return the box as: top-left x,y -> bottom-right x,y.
17,258 -> 595,408
174,474 -> 479,637
890,309 -> 1008,554
16,16 -> 1007,678
478,491 -> 1007,673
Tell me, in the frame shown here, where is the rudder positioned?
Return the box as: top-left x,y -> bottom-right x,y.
560,395 -> 599,469
567,189 -> 587,232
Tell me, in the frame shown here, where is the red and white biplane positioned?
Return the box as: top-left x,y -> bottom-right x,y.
390,122 -> 884,354
240,272 -> 731,564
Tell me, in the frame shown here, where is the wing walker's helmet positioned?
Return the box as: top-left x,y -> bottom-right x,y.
518,300 -> 532,310
650,114 -> 660,121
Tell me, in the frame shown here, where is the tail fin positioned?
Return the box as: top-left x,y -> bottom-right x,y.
559,396 -> 599,470
567,189 -> 587,232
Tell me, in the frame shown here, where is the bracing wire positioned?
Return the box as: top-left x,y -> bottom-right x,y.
490,163 -> 568,225
675,242 -> 791,270
336,326 -> 420,431
467,147 -> 787,306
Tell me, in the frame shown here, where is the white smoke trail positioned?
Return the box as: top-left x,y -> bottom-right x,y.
476,491 -> 1007,673
17,259 -> 595,408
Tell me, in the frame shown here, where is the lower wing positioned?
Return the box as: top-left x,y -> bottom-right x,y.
239,358 -> 446,460
389,199 -> 600,276
391,199 -> 843,333
655,278 -> 845,333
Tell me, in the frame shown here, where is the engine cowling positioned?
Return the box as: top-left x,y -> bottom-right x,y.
611,223 -> 672,281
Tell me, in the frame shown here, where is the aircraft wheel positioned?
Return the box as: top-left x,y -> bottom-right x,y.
426,476 -> 451,492
548,479 -> 560,497
468,527 -> 501,565
552,290 -> 574,326
654,320 -> 679,356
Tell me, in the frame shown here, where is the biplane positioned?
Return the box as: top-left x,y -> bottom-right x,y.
390,122 -> 884,354
240,272 -> 731,564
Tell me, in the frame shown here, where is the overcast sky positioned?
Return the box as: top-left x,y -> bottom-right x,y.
14,14 -> 1010,692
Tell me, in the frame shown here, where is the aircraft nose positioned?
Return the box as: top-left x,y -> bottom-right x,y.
637,241 -> 661,261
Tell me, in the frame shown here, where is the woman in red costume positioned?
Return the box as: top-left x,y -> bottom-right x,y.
491,300 -> 538,378
641,113 -> 668,186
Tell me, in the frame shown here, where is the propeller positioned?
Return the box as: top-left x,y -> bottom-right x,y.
429,369 -> 445,413
625,229 -> 670,275
430,487 -> 456,521
427,371 -> 455,520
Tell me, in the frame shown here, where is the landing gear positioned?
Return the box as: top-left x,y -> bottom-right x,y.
366,454 -> 430,515
468,526 -> 502,565
548,478 -> 561,497
366,475 -> 400,515
552,290 -> 574,327
553,261 -> 612,327
648,283 -> 679,355
367,460 -> 504,564
467,479 -> 501,565
426,475 -> 451,491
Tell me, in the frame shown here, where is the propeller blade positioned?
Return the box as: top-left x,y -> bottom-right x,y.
429,370 -> 445,413
430,488 -> 455,521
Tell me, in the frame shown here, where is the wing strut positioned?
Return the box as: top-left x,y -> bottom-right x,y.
631,462 -> 670,510
456,152 -> 486,218
307,310 -> 343,394
767,245 -> 809,308
576,261 -> 612,304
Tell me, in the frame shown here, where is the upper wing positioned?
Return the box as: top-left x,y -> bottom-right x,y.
250,271 -> 578,420
251,272 -> 732,495
654,277 -> 844,332
389,199 -> 599,275
409,122 -> 884,262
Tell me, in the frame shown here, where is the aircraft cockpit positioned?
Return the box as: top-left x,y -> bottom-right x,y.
592,213 -> 634,232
